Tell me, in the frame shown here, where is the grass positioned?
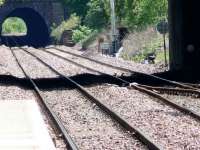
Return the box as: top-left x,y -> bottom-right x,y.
122,27 -> 169,64
155,49 -> 169,63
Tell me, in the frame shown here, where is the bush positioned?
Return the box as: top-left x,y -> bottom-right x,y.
82,30 -> 99,49
51,14 -> 80,42
0,0 -> 4,6
2,17 -> 27,34
84,0 -> 108,29
60,0 -> 90,20
72,26 -> 93,43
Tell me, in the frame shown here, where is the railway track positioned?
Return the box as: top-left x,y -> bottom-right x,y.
1,38 -> 198,148
47,46 -> 200,90
43,47 -> 200,97
6,37 -> 200,148
11,47 -> 161,149
139,85 -> 200,98
17,46 -> 200,149
10,48 -> 78,150
12,36 -> 200,93
21,47 -> 200,122
182,82 -> 200,89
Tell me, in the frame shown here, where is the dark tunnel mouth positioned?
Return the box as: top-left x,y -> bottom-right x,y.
1,7 -> 50,47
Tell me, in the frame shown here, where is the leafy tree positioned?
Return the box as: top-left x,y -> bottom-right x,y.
61,0 -> 90,20
84,0 -> 108,29
106,0 -> 168,29
115,0 -> 126,23
72,25 -> 93,43
2,17 -> 27,34
121,0 -> 168,29
51,14 -> 80,41
0,0 -> 4,5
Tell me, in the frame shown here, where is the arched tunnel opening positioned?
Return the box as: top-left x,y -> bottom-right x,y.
1,7 -> 50,47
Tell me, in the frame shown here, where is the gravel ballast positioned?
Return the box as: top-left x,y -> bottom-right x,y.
55,46 -> 164,74
163,94 -> 200,115
43,89 -> 146,150
14,49 -> 58,78
0,46 -> 24,77
27,48 -> 97,77
2,45 -> 200,149
85,84 -> 200,149
45,48 -> 129,76
0,86 -> 34,100
0,47 -> 68,150
15,47 -> 147,149
0,47 -> 35,100
24,46 -> 200,149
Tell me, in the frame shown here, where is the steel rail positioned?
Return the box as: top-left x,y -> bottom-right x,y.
48,46 -> 200,90
25,47 -> 200,123
181,82 -> 200,89
17,39 -> 200,95
18,47 -> 162,150
39,48 -> 130,85
41,48 -> 200,97
10,48 -> 79,150
139,85 -> 200,98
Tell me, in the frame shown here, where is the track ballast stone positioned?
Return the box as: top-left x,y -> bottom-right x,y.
15,47 -> 147,149
86,84 -> 200,149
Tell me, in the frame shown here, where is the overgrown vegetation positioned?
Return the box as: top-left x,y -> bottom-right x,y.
0,0 -> 4,6
123,33 -> 169,63
56,0 -> 168,64
0,0 -> 168,63
62,0 -> 167,30
1,0 -> 168,31
59,0 -> 168,46
2,17 -> 27,34
50,14 -> 95,44
84,0 -> 109,29
81,30 -> 99,49
72,26 -> 94,43
1,0 -> 167,36
60,0 -> 90,20
51,14 -> 80,42
115,0 -> 168,29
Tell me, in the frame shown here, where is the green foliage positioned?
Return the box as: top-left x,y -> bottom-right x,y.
82,30 -> 99,49
100,0 -> 168,29
84,0 -> 108,29
155,49 -> 169,63
57,0 -> 168,50
2,17 -> 27,34
61,0 -> 90,20
81,0 -> 167,30
61,0 -> 109,28
51,14 -> 80,41
118,0 -> 168,29
0,0 -> 4,5
72,25 -> 93,43
2,0 -> 168,33
130,36 -> 168,63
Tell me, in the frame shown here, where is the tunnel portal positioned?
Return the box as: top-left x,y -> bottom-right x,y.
1,8 -> 49,47
0,0 -> 65,47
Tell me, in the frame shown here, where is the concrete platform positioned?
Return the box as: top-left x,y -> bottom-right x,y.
0,100 -> 55,150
